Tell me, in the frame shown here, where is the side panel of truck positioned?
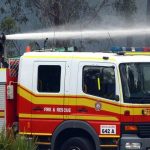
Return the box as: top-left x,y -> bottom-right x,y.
76,62 -> 121,137
0,68 -> 17,129
31,61 -> 66,135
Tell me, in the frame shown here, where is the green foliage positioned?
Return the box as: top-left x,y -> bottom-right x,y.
2,0 -> 28,24
11,136 -> 37,150
0,16 -> 18,34
0,128 -> 37,150
0,128 -> 13,150
0,16 -> 21,57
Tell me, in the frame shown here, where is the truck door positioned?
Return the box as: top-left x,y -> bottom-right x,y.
77,62 -> 121,137
31,61 -> 66,135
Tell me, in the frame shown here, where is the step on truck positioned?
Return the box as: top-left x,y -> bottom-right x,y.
0,41 -> 150,149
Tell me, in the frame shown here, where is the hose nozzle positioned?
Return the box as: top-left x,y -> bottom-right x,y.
0,33 -> 6,44
0,33 -> 6,56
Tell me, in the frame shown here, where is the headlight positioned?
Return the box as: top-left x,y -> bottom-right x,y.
125,142 -> 141,149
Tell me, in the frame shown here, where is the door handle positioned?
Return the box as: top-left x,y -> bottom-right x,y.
77,107 -> 88,113
32,107 -> 43,111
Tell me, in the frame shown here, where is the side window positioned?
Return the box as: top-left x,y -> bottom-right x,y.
37,65 -> 61,93
83,66 -> 115,100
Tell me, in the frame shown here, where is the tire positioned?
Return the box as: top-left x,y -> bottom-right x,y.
60,137 -> 94,150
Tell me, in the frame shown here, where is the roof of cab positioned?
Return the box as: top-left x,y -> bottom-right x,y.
22,51 -> 150,64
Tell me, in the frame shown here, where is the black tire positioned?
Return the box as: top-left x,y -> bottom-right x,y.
60,137 -> 94,150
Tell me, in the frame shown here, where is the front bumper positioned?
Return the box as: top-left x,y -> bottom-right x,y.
120,134 -> 150,150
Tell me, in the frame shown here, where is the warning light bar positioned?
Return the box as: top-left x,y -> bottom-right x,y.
111,46 -> 150,53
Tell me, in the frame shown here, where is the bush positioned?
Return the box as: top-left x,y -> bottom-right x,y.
0,128 -> 37,150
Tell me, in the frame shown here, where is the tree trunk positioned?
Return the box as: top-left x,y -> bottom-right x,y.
54,1 -> 60,26
145,0 -> 150,46
53,0 -> 60,47
123,0 -> 133,47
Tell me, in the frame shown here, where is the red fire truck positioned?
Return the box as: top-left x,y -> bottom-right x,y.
0,35 -> 150,150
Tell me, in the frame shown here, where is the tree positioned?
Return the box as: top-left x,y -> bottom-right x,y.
0,0 -> 29,57
0,16 -> 21,57
25,0 -> 112,49
26,0 -> 111,27
1,0 -> 28,25
145,0 -> 150,46
114,0 -> 137,47
0,17 -> 18,34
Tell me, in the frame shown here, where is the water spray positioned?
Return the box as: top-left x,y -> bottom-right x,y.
5,28 -> 150,41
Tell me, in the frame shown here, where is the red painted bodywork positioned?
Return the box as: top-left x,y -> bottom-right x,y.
6,69 -> 18,128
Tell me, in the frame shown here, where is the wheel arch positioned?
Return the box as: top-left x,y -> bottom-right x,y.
51,120 -> 100,150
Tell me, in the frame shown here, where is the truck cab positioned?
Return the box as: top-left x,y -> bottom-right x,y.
17,50 -> 150,150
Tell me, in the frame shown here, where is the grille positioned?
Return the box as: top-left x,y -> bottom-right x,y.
137,124 -> 150,138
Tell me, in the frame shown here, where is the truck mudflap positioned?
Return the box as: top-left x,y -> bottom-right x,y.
120,134 -> 150,150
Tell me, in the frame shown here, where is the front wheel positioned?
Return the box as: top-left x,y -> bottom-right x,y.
60,137 -> 94,150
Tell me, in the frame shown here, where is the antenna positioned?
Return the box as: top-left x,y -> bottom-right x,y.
52,28 -> 56,51
0,33 -> 6,43
44,38 -> 48,50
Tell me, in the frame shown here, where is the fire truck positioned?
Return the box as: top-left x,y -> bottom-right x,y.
1,35 -> 150,149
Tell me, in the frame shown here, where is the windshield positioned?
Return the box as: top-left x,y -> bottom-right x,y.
120,63 -> 150,104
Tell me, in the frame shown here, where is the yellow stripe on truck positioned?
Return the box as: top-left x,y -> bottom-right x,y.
18,86 -> 121,114
19,113 -> 118,121
19,132 -> 52,136
64,115 -> 118,121
0,69 -> 6,71
0,112 -> 4,117
23,55 -> 116,62
18,86 -> 64,105
18,85 -> 150,116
